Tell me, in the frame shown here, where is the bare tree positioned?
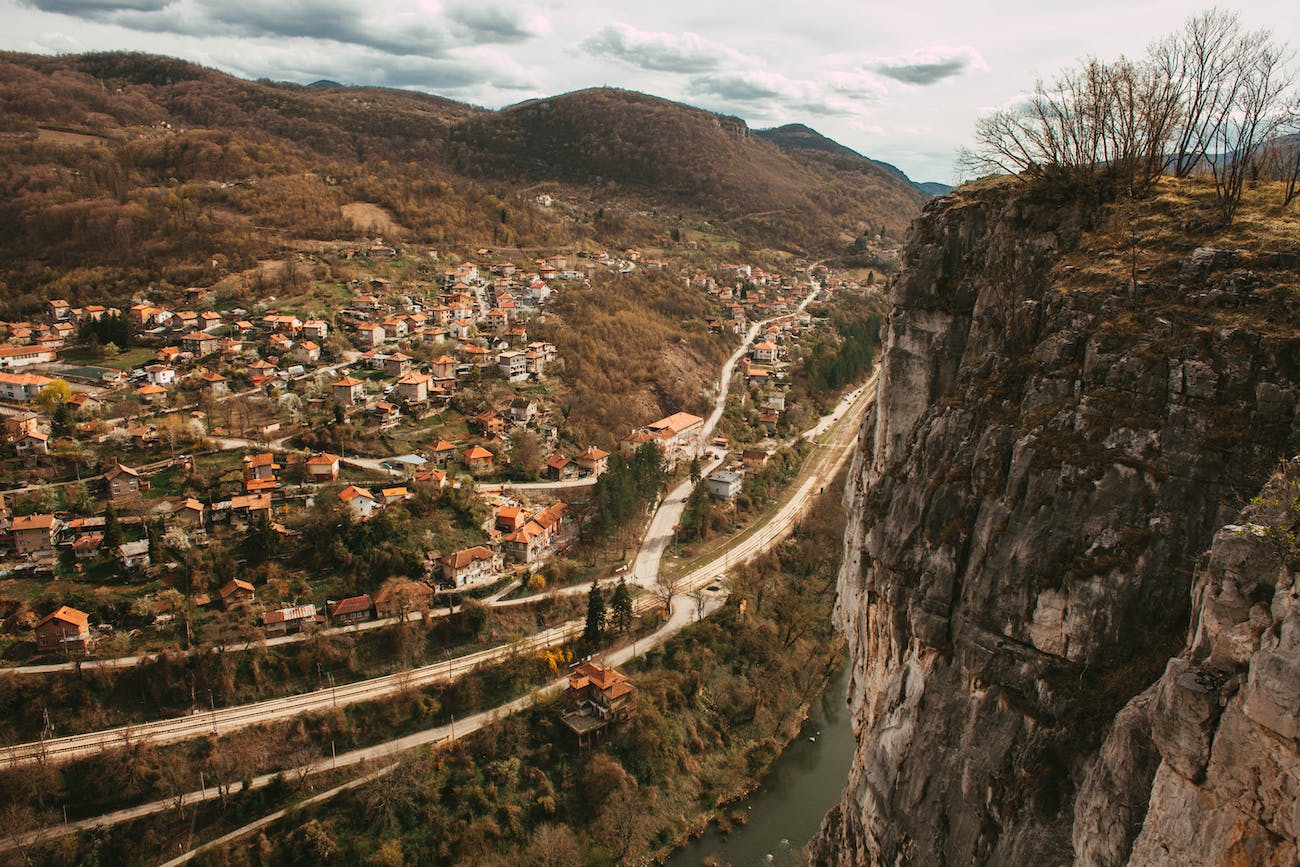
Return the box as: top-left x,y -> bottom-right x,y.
1151,8 -> 1250,177
1206,32 -> 1295,222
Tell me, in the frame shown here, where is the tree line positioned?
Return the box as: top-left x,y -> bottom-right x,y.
965,8 -> 1299,222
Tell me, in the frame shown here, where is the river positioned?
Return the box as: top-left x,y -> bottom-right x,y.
666,659 -> 855,866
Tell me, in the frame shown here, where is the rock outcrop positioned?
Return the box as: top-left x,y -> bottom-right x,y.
813,180 -> 1300,865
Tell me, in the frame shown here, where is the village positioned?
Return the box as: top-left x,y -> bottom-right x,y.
0,237 -> 876,663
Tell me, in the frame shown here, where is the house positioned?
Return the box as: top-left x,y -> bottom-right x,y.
145,365 -> 176,386
219,578 -> 256,608
474,411 -> 505,436
11,513 -> 58,554
751,341 -> 778,364
172,497 -> 206,526
530,502 -> 568,544
498,350 -> 527,382
524,350 -> 546,378
302,319 -> 329,340
429,440 -> 457,466
229,492 -> 272,524
371,401 -> 401,427
105,463 -> 142,500
47,299 -> 71,320
0,371 -> 52,402
441,545 -> 502,587
707,470 -> 744,500
381,486 -> 411,505
200,371 -> 229,395
332,376 -> 365,404
396,373 -> 431,404
262,603 -> 318,637
338,485 -> 382,519
374,578 -> 433,619
181,332 -> 219,356
136,383 -> 167,403
71,533 -> 104,561
758,410 -> 780,433
355,323 -> 385,347
463,445 -> 494,475
647,411 -> 704,443
117,539 -> 151,570
562,661 -> 637,745
383,352 -> 413,377
502,521 -> 546,565
306,452 -> 341,482
0,345 -> 57,369
574,446 -> 610,478
413,467 -> 448,488
294,341 -> 321,364
15,430 -> 48,456
496,505 -> 527,534
429,355 -> 458,380
35,606 -> 91,655
507,397 -> 537,425
327,595 -> 374,626
242,453 -> 280,492
546,454 -> 578,481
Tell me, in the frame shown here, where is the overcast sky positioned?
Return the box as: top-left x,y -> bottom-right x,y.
2,0 -> 1296,183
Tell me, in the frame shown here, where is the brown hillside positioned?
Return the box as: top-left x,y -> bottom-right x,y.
448,88 -> 925,249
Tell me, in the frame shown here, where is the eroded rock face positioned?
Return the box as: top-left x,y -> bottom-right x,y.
812,184 -> 1300,866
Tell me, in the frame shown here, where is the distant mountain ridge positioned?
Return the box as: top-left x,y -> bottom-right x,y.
756,124 -> 951,197
0,51 -> 927,306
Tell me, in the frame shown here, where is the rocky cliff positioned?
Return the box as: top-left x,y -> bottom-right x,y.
812,178 -> 1300,865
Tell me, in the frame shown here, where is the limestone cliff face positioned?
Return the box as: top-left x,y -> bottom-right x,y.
813,182 -> 1300,865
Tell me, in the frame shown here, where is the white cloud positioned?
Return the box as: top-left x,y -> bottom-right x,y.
581,22 -> 750,73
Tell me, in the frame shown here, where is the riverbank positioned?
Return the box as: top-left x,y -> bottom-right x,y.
664,657 -> 853,866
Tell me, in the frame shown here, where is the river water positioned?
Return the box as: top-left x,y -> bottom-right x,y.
666,659 -> 855,866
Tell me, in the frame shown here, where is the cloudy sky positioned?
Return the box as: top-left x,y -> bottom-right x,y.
2,0 -> 1295,183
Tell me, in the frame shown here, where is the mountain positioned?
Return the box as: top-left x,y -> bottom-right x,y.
811,178 -> 1300,864
914,181 -> 952,197
449,89 -> 925,247
756,123 -> 950,199
0,53 -> 925,310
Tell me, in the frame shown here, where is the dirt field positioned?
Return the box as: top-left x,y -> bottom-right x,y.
341,202 -> 405,237
36,126 -> 109,146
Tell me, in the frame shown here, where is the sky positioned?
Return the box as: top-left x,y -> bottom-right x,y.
1,0 -> 1296,183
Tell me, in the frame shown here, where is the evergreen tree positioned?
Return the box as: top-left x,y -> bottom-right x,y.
610,579 -> 633,633
103,502 -> 124,549
689,455 -> 702,484
584,580 -> 606,646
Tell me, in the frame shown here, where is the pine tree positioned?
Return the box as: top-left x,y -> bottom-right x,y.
103,501 -> 124,549
689,455 -> 702,484
611,579 -> 633,634
584,580 -> 607,646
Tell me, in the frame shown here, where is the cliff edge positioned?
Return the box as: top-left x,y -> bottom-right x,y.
813,178 -> 1300,865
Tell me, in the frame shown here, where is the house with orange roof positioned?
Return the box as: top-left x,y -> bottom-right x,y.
242,453 -> 280,491
562,661 -> 637,745
306,452 -> 341,481
35,606 -> 91,654
463,445 -> 494,475
547,454 -> 578,481
338,485 -> 381,519
441,545 -> 501,587
15,430 -> 49,457
428,440 -> 457,466
332,376 -> 365,404
574,446 -> 610,478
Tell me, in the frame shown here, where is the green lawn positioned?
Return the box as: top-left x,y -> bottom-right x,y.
58,345 -> 156,370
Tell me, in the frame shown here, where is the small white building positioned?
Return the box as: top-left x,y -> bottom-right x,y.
706,470 -> 743,501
